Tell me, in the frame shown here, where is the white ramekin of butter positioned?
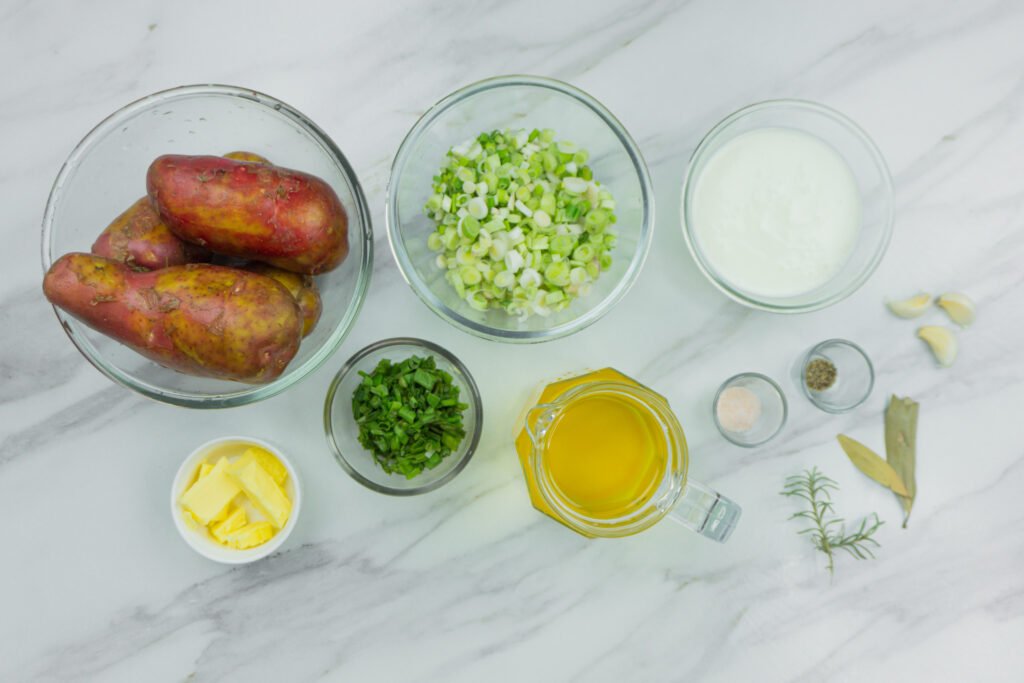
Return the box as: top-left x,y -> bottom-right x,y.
171,436 -> 302,564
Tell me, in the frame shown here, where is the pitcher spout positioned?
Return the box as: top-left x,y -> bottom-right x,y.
524,403 -> 557,445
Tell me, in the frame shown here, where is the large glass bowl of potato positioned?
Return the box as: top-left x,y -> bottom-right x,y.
41,85 -> 373,408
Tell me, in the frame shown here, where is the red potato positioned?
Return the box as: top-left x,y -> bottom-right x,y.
92,240 -> 321,339
91,152 -> 272,269
147,155 -> 349,275
43,253 -> 302,383
91,197 -> 208,270
245,263 -> 322,338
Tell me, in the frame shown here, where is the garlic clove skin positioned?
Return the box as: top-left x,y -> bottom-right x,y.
937,292 -> 976,327
886,293 -> 933,319
917,326 -> 958,367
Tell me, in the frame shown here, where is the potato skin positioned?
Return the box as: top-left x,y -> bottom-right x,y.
245,263 -> 322,337
91,198 -> 207,270
147,155 -> 349,275
91,153 -> 268,269
89,206 -> 320,338
43,253 -> 302,383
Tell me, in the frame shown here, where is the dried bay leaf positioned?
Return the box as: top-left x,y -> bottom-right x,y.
885,396 -> 919,528
837,434 -> 910,497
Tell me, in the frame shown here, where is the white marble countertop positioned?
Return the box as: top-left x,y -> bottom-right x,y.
3,1 -> 1023,681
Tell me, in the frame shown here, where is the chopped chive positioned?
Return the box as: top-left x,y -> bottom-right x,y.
352,356 -> 467,479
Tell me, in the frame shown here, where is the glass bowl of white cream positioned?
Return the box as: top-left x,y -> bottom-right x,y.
680,100 -> 893,313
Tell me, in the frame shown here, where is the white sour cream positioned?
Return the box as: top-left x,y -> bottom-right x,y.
690,128 -> 861,298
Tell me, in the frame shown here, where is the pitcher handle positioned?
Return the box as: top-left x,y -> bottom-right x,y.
667,479 -> 742,543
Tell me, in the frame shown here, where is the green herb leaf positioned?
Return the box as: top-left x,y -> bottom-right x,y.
351,355 -> 467,479
885,395 -> 919,528
781,467 -> 884,576
412,368 -> 436,390
837,434 -> 910,497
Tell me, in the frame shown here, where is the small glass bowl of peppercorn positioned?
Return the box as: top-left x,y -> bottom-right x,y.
323,338 -> 484,495
798,339 -> 874,413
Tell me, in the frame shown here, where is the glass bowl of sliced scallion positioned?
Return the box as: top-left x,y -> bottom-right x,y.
323,338 -> 483,495
387,75 -> 654,343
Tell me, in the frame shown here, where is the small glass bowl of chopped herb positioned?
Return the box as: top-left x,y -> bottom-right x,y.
323,338 -> 483,495
387,75 -> 654,343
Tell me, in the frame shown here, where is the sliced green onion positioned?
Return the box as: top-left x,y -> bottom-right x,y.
460,216 -> 481,239
584,209 -> 609,232
467,291 -> 489,311
550,234 -> 574,256
562,177 -> 587,194
519,268 -> 542,289
544,261 -> 571,287
573,243 -> 596,263
545,290 -> 566,305
494,270 -> 516,288
424,128 -> 618,318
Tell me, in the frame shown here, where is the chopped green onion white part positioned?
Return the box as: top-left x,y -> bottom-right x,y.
423,127 -> 618,318
562,177 -> 587,194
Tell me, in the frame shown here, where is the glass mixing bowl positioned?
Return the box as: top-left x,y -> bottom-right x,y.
680,99 -> 893,313
323,338 -> 483,496
41,84 -> 373,408
386,75 -> 654,343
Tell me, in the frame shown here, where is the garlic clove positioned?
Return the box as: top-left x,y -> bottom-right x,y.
917,326 -> 958,367
886,293 -> 933,319
937,292 -> 976,327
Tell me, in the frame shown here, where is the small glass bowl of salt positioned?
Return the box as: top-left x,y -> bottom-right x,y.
713,373 -> 787,447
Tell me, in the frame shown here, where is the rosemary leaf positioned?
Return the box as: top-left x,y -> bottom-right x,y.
781,467 -> 884,576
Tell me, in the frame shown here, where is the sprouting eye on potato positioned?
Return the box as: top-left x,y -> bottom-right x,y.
43,151 -> 347,384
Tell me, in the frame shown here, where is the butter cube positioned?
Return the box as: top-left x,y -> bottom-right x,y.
210,505 -> 248,544
228,459 -> 291,529
207,459 -> 233,522
197,462 -> 213,480
181,510 -> 203,530
180,457 -> 240,525
239,447 -> 288,486
223,521 -> 275,549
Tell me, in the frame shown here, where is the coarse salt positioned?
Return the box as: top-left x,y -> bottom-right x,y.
716,386 -> 762,433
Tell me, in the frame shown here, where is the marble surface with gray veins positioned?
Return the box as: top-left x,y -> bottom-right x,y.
2,1 -> 1023,681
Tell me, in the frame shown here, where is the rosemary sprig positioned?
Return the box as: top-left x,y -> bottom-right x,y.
781,467 -> 883,576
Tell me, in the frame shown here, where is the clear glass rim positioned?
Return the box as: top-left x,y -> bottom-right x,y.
530,380 -> 688,537
712,372 -> 788,447
322,337 -> 484,496
40,83 -> 374,409
800,338 -> 875,414
385,74 -> 655,343
680,98 -> 894,314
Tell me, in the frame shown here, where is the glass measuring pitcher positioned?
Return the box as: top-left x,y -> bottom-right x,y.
516,369 -> 741,542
